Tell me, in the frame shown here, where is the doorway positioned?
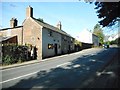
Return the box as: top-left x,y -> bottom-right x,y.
54,43 -> 57,55
68,45 -> 70,53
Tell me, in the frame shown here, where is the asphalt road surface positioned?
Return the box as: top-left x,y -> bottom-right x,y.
1,46 -> 119,89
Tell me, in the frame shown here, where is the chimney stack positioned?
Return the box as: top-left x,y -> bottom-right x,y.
57,21 -> 62,30
26,5 -> 33,18
10,18 -> 18,28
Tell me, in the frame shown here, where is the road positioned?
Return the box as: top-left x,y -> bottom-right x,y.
1,47 -> 119,89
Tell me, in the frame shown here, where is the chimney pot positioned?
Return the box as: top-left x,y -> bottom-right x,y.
10,18 -> 18,28
57,21 -> 62,30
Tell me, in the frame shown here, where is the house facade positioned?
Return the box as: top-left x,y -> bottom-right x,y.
92,34 -> 99,46
108,32 -> 120,41
76,29 -> 99,46
0,6 -> 74,60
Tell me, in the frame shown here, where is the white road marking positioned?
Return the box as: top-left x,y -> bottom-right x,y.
90,59 -> 96,62
1,62 -> 71,84
56,62 -> 71,67
1,62 -> 40,72
0,70 -> 40,84
73,64 -> 81,68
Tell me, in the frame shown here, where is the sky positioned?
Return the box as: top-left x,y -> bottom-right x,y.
0,1 -> 118,38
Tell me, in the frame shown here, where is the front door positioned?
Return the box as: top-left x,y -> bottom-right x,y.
54,43 -> 57,55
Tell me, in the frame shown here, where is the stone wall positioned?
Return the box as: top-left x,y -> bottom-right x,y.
0,26 -> 23,45
23,17 -> 42,60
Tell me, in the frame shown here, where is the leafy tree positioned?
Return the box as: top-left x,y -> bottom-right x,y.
83,1 -> 119,27
94,2 -> 119,27
110,37 -> 120,46
93,24 -> 104,44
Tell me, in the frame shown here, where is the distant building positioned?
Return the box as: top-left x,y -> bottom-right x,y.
76,29 -> 99,46
106,32 -> 120,41
0,6 -> 75,60
104,35 -> 110,42
108,35 -> 115,41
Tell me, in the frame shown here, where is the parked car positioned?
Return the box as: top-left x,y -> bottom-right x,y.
103,44 -> 109,48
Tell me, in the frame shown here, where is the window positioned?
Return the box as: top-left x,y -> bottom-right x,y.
71,38 -> 73,43
71,38 -> 73,41
64,36 -> 67,41
48,30 -> 53,37
48,44 -> 53,49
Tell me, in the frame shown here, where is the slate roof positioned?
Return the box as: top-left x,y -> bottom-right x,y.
0,26 -> 23,31
0,17 -> 73,38
33,18 -> 72,38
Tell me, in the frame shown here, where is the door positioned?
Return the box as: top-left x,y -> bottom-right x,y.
68,45 -> 70,53
54,43 -> 57,55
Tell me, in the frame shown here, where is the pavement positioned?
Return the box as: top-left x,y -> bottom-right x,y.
0,59 -> 39,70
1,52 -> 68,70
0,47 -> 100,70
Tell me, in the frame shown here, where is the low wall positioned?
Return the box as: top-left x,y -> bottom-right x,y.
81,42 -> 93,49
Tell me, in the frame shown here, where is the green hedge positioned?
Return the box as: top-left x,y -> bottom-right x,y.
2,44 -> 30,65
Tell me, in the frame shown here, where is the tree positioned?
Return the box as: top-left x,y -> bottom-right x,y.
83,1 -> 119,27
94,2 -> 119,27
37,18 -> 44,22
93,24 -> 104,44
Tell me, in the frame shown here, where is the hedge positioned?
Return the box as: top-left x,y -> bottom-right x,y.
2,44 -> 30,65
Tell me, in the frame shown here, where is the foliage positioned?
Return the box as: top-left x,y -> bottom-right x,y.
104,37 -> 120,46
104,41 -> 110,45
74,39 -> 82,46
94,2 -> 120,27
117,37 -> 120,46
109,37 -> 120,45
2,55 -> 14,65
93,24 -> 104,44
83,1 -> 119,27
2,44 -> 29,65
74,39 -> 82,51
74,39 -> 93,51
37,18 -> 44,22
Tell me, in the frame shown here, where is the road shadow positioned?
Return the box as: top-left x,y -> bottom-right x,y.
2,48 -> 120,90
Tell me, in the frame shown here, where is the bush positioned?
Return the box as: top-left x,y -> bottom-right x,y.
2,44 -> 30,65
2,55 -> 14,65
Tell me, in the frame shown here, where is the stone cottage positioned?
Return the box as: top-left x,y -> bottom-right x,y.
0,6 -> 75,60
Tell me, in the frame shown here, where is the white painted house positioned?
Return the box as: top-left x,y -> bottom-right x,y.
107,32 -> 120,41
76,29 -> 99,46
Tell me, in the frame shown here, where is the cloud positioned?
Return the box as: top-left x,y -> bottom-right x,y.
10,4 -> 17,8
